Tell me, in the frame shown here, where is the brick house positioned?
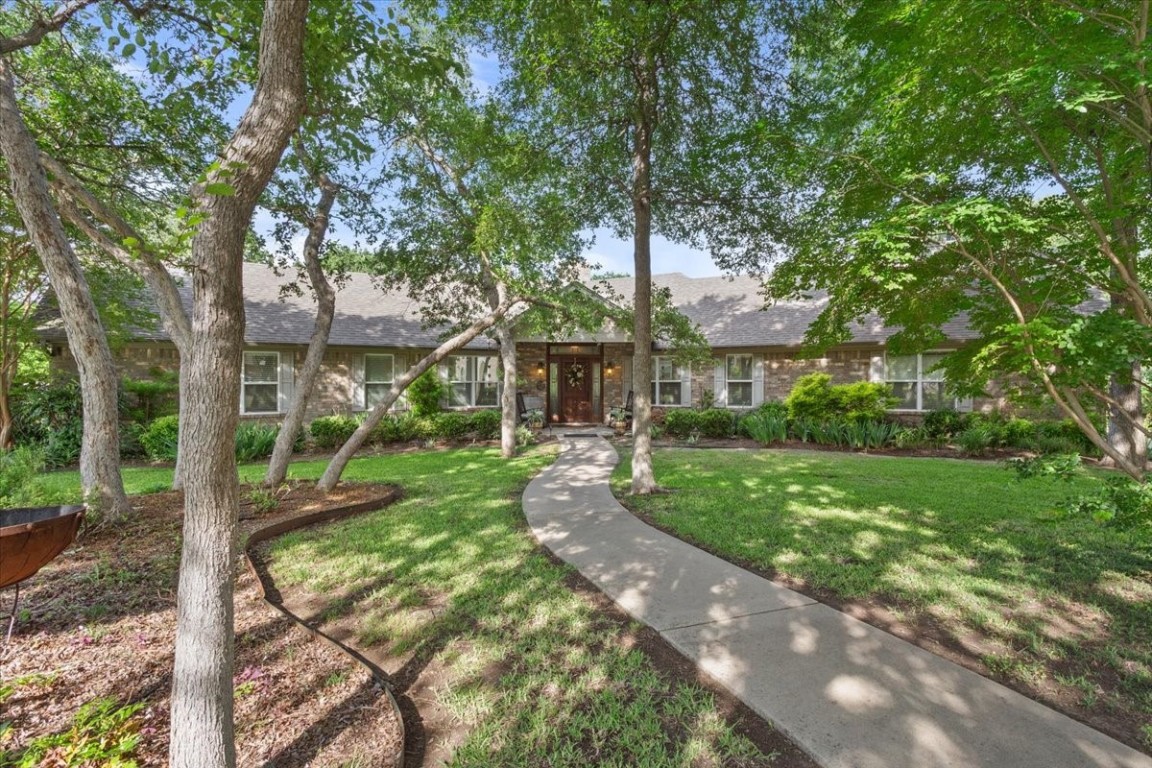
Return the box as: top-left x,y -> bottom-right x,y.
42,262 -> 990,424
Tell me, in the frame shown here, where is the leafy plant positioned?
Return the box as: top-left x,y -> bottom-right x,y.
663,409 -> 699,439
741,411 -> 788,445
406,370 -> 444,418
432,411 -> 472,439
139,415 -> 180,462
698,389 -> 716,409
120,368 -> 178,423
247,487 -> 280,514
784,373 -> 894,422
784,373 -> 837,421
923,409 -> 969,439
310,414 -> 360,449
955,424 -> 998,456
468,409 -> 502,440
1062,477 -> 1152,529
0,445 -> 44,505
16,697 -> 144,768
696,408 -> 735,438
234,422 -> 279,462
1005,453 -> 1082,482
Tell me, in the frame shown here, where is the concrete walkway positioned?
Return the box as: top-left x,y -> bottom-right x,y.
522,434 -> 1152,768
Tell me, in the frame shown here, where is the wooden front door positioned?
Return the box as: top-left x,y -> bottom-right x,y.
559,358 -> 594,422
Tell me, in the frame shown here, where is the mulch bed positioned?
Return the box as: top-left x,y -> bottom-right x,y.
0,481 -> 403,768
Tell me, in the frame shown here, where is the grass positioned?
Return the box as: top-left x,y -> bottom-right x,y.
613,448 -> 1152,747
259,446 -> 780,767
30,448 -> 782,766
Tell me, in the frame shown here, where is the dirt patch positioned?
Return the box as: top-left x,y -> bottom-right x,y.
0,481 -> 402,768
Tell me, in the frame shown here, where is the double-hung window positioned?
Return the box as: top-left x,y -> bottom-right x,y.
364,354 -> 394,409
725,354 -> 754,407
447,355 -> 500,407
885,353 -> 949,411
651,357 -> 683,405
242,351 -> 280,414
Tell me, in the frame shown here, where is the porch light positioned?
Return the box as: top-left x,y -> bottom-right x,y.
605,361 -> 615,373
536,361 -> 546,373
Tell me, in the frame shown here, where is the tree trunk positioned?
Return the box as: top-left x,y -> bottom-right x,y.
264,180 -> 337,486
630,54 -> 658,495
497,323 -> 517,458
168,3 -> 308,768
1107,360 -> 1147,470
42,154 -> 193,489
317,299 -> 515,492
0,61 -> 132,518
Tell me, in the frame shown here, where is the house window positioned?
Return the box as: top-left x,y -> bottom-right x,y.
448,355 -> 500,407
651,357 -> 682,406
726,354 -> 754,407
364,354 -> 394,409
242,351 -> 279,414
885,353 -> 949,411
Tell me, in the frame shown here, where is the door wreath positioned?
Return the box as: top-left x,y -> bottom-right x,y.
565,363 -> 585,388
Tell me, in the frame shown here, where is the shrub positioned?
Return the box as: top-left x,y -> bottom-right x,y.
1001,417 -> 1036,448
923,409 -> 968,439
432,411 -> 472,439
663,409 -> 700,439
407,370 -> 444,418
1063,477 -> 1152,529
234,422 -> 278,462
784,373 -> 894,422
375,413 -> 435,443
785,373 -> 836,421
742,411 -> 788,445
956,423 -> 998,456
310,414 -> 359,449
696,408 -> 735,438
515,425 -> 535,447
468,409 -> 502,440
140,415 -> 180,462
833,381 -> 894,422
0,445 -> 44,505
11,378 -> 85,468
121,368 -> 178,423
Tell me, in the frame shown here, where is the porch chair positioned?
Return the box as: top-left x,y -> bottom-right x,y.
607,390 -> 633,427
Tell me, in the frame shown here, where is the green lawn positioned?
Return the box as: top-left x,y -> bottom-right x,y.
613,448 -> 1152,748
48,448 -> 779,767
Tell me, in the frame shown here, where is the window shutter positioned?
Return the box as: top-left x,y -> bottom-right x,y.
713,360 -> 727,407
680,363 -> 692,406
277,353 -> 294,414
752,355 -> 765,406
622,358 -> 632,398
870,354 -> 885,383
350,354 -> 365,412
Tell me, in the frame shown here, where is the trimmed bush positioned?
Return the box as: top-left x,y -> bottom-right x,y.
784,373 -> 837,421
784,373 -> 894,423
663,409 -> 699,439
432,411 -> 472,439
468,409 -> 502,440
697,408 -> 735,438
140,415 -> 180,462
923,408 -> 969,439
310,414 -> 359,449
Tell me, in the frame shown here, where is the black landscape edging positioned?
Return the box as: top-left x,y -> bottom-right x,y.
241,488 -> 406,768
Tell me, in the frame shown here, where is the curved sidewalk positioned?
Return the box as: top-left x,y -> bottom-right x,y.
522,434 -> 1152,768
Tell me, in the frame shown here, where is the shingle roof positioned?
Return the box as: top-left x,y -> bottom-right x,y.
603,273 -> 979,349
43,263 -> 982,350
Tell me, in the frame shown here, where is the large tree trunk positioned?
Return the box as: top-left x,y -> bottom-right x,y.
496,323 -> 517,458
168,4 -> 308,768
264,179 -> 337,486
630,54 -> 658,495
317,300 -> 515,492
42,155 -> 192,489
0,61 -> 132,518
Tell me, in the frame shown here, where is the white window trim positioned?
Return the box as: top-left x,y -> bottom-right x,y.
883,351 -> 959,413
446,355 -> 502,408
241,350 -> 280,415
652,356 -> 686,407
364,353 -> 395,410
725,353 -> 755,408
